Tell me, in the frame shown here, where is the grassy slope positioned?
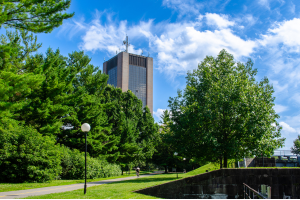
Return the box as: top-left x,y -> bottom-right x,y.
0,170 -> 149,193
23,163 -> 219,199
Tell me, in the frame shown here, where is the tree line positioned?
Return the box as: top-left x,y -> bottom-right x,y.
0,0 -> 159,182
0,0 -> 288,183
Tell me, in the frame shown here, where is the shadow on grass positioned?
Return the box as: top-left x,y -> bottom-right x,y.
87,177 -> 178,185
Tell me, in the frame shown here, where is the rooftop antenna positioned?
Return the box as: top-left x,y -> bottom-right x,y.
116,50 -> 118,55
123,35 -> 130,53
148,52 -> 150,57
141,50 -> 143,56
104,57 -> 105,61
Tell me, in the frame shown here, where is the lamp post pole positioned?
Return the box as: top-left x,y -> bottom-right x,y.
81,123 -> 91,195
174,152 -> 178,178
183,158 -> 186,173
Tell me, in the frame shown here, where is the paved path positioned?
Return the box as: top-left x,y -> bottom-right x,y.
0,174 -> 154,199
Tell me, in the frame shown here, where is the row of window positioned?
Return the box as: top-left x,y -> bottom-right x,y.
107,66 -> 117,87
129,65 -> 147,107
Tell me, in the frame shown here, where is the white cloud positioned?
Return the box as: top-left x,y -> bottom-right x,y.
162,0 -> 203,17
153,108 -> 166,121
290,2 -> 295,14
279,122 -> 297,134
274,104 -> 288,113
258,0 -> 285,10
259,18 -> 300,53
152,23 -> 257,78
76,10 -> 152,56
204,13 -> 235,29
258,0 -> 272,9
270,80 -> 288,93
290,93 -> 300,105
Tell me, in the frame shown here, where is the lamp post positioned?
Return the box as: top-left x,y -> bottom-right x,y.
174,152 -> 178,178
81,123 -> 90,195
183,158 -> 186,173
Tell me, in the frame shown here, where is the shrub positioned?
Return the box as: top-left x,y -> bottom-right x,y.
60,146 -> 121,179
0,121 -> 62,183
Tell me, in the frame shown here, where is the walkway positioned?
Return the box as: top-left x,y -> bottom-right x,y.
0,174 -> 154,199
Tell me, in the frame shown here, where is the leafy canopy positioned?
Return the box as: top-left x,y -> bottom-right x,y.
168,49 -> 285,168
0,0 -> 74,33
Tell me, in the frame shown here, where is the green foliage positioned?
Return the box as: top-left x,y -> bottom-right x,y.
168,49 -> 285,168
60,146 -> 121,179
151,110 -> 177,172
0,120 -> 62,183
102,86 -> 159,173
291,135 -> 300,155
0,0 -> 74,33
0,30 -> 43,121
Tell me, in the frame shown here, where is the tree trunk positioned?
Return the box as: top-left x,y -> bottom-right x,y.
164,166 -> 168,173
220,157 -> 223,169
122,170 -> 123,175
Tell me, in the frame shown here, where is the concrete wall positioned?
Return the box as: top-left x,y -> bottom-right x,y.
135,168 -> 300,199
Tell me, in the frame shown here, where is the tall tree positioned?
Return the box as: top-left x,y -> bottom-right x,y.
0,30 -> 43,122
168,49 -> 285,168
151,110 -> 177,173
0,0 -> 74,33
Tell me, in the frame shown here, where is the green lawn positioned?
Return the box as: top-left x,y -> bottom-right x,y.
23,163 -> 219,199
0,170 -> 150,193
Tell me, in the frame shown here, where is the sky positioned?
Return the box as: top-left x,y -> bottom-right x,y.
6,0 -> 300,150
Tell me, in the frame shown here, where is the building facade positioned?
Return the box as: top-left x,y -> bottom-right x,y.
103,51 -> 153,114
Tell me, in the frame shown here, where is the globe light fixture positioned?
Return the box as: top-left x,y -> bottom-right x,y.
81,123 -> 90,195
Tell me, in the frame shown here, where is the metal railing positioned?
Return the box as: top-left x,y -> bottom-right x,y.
243,183 -> 270,199
273,150 -> 296,157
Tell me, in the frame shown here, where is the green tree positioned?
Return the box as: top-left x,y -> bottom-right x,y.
0,119 -> 62,183
19,48 -> 114,158
0,30 -> 44,122
168,49 -> 285,168
291,135 -> 300,155
151,110 -> 177,173
0,0 -> 74,33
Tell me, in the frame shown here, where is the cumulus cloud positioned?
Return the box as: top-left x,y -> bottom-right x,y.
279,122 -> 297,134
153,108 -> 167,122
152,22 -> 257,78
204,13 -> 235,29
274,104 -> 288,113
75,10 -> 152,56
259,18 -> 300,53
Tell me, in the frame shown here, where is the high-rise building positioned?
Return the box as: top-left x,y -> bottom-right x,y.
103,38 -> 153,114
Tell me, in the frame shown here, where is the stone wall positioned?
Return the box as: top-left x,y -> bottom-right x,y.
135,168 -> 300,199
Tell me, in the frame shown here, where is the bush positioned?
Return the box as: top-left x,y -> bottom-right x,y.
61,146 -> 121,179
0,121 -> 62,183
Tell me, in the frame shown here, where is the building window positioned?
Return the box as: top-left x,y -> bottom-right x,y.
107,66 -> 117,87
129,65 -> 146,107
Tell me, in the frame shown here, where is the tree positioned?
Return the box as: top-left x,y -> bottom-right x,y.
151,109 -> 177,173
168,49 -> 285,168
0,0 -> 74,33
291,135 -> 300,155
0,30 -> 44,123
0,119 -> 62,183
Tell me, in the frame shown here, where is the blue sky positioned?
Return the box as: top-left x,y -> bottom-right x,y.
8,0 -> 300,149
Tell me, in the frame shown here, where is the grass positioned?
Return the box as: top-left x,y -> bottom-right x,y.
0,170 -> 150,193
23,163 -> 219,199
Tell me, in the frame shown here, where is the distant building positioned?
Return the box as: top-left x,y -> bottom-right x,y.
103,37 -> 153,114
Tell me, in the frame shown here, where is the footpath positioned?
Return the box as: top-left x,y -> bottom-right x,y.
0,174 -> 155,199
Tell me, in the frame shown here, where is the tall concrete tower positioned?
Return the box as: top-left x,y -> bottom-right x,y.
103,49 -> 153,114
